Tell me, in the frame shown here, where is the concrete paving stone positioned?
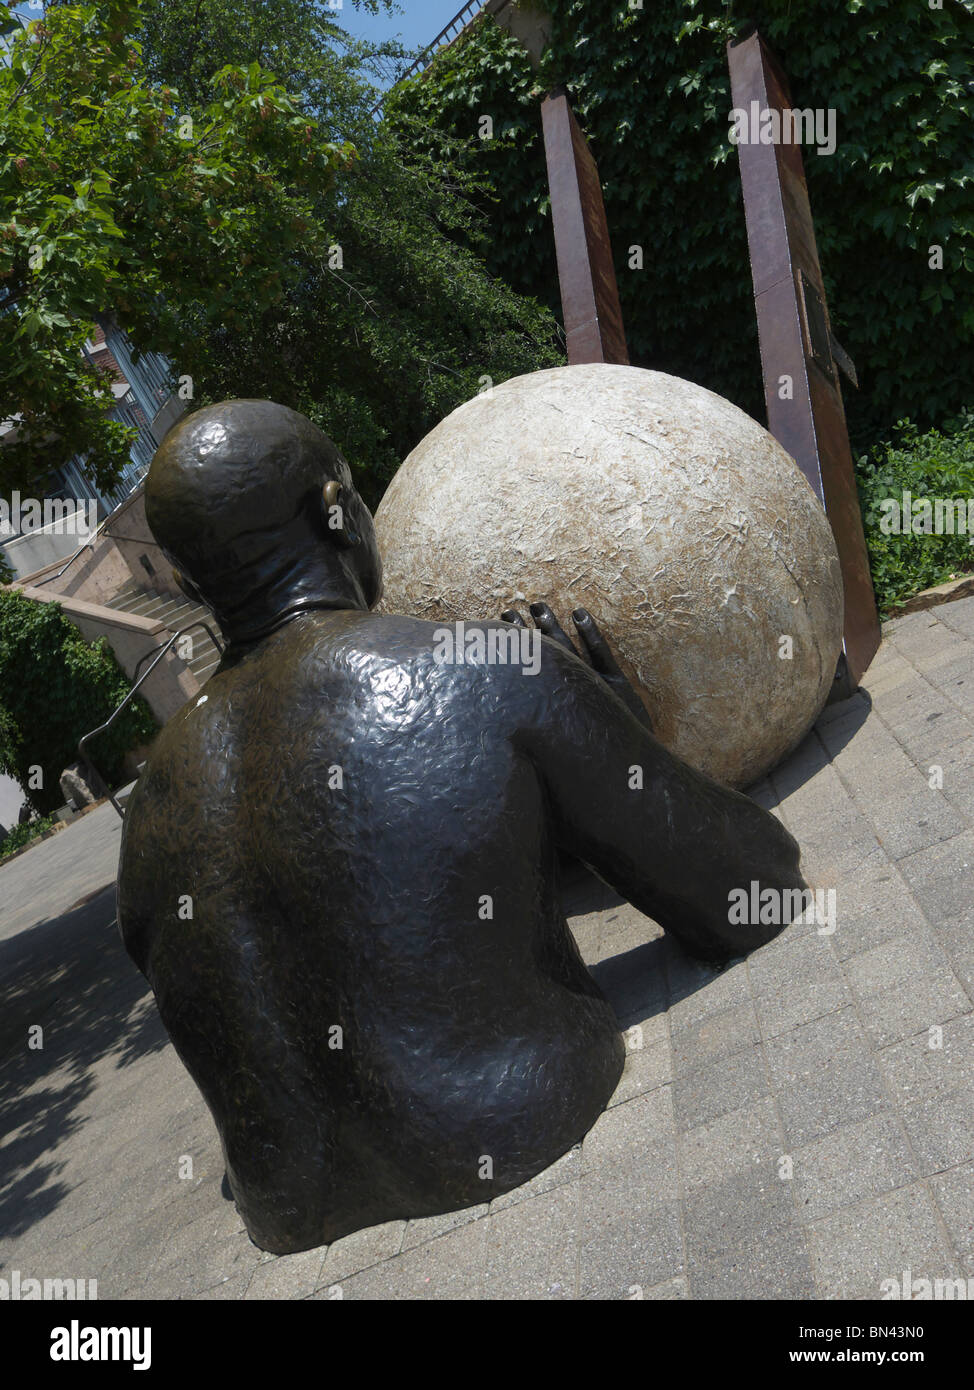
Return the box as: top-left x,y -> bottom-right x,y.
771,759 -> 862,837
146,1227 -> 259,1299
669,1001 -> 759,1077
748,931 -> 843,997
798,839 -> 884,905
678,1097 -> 784,1194
194,1269 -> 256,1300
401,1202 -> 488,1251
50,1218 -> 175,1299
624,1008 -> 670,1049
484,1182 -> 578,1300
873,792 -> 965,864
641,1275 -> 688,1299
870,679 -> 974,763
933,602 -> 974,641
687,1221 -> 816,1301
608,1037 -> 672,1107
816,722 -> 965,861
319,1216 -> 488,1301
934,919 -> 974,1005
898,1086 -> 974,1174
672,1047 -> 769,1133
579,1177 -> 683,1300
863,648 -> 931,694
857,973 -> 970,1050
764,1008 -> 888,1147
816,690 -> 874,728
773,793 -> 874,877
769,729 -> 832,800
582,1086 -> 675,1173
897,831 -> 974,928
827,857 -> 916,961
754,975 -> 851,1042
244,1245 -> 328,1300
590,941 -> 669,1032
877,1013 -> 974,1105
789,1112 -> 917,1224
929,1161 -> 974,1276
567,913 -> 601,962
842,929 -> 956,998
682,1159 -> 795,1265
140,1187 -> 243,1277
665,957 -> 750,1029
488,1144 -> 582,1213
916,654 -> 974,714
315,1219 -> 405,1285
929,742 -> 974,824
886,612 -> 961,662
597,901 -> 664,947
807,1184 -> 956,1300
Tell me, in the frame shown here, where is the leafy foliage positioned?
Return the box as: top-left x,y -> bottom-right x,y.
387,0 -> 974,454
0,588 -> 157,813
856,413 -> 974,614
0,0 -> 562,505
0,0 -> 349,493
0,811 -> 55,859
132,0 -> 563,506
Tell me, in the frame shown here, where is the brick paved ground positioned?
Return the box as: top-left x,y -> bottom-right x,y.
3,600 -> 974,1299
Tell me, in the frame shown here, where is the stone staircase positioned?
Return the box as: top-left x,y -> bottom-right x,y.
107,580 -> 223,684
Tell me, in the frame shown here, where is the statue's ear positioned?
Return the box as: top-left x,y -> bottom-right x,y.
172,568 -> 205,606
320,480 -> 360,550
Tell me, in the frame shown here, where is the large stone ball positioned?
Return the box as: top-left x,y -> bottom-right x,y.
374,365 -> 843,788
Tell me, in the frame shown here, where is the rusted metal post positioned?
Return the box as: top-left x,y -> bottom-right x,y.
727,30 -> 880,697
540,87 -> 629,366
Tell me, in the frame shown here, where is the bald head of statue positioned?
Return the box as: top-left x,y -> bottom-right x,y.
145,400 -> 382,644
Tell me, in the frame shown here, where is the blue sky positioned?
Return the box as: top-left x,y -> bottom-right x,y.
10,2 -> 471,51
339,1 -> 476,55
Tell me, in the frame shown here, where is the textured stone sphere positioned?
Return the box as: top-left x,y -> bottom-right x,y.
374,365 -> 843,788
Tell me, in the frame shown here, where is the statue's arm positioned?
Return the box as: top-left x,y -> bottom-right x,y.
515,615 -> 805,961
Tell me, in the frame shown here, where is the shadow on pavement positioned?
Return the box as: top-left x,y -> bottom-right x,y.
0,883 -> 166,1244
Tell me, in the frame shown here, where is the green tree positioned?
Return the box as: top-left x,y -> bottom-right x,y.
387,0 -> 974,455
1,0 -> 562,505
132,0 -> 563,504
0,587 -> 157,813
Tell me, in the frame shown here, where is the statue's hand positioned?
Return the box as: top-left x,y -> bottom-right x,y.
500,600 -> 654,736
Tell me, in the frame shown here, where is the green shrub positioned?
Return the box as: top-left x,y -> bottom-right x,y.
0,814 -> 57,861
856,413 -> 974,614
0,590 -> 157,815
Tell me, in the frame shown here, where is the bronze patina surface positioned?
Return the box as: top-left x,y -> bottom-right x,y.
727,29 -> 880,695
117,400 -> 806,1254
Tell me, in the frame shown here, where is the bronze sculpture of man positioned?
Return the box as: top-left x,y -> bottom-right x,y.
117,399 -> 806,1254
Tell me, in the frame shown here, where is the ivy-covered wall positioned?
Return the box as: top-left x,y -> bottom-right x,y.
388,0 -> 974,454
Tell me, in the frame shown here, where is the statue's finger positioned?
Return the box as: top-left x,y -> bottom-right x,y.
528,601 -> 576,654
572,608 -> 622,677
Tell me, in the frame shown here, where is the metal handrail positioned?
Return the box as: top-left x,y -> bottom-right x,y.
78,619 -> 225,817
370,0 -> 487,113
